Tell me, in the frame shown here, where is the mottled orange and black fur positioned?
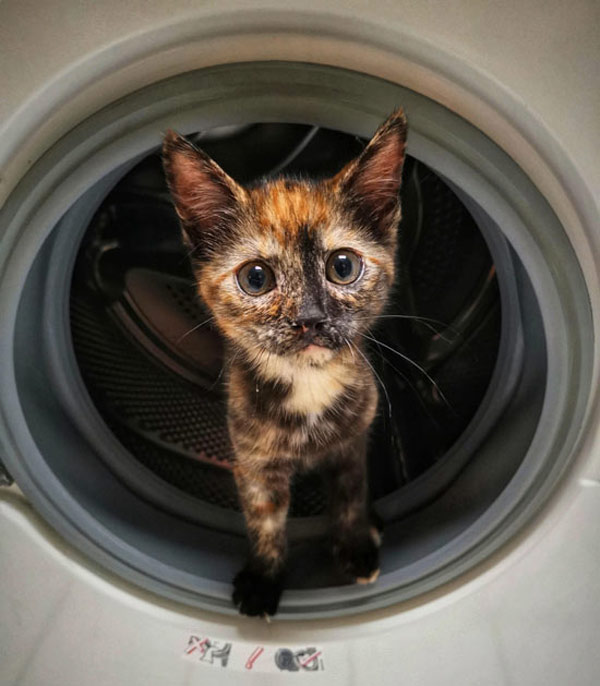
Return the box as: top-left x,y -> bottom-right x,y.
162,110 -> 407,616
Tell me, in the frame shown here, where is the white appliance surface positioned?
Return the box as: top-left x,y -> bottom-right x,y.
1,1 -> 599,684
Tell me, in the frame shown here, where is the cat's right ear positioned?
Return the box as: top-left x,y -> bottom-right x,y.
332,109 -> 407,244
162,131 -> 246,255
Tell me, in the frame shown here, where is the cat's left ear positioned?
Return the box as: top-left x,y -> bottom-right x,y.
162,131 -> 247,255
333,108 -> 407,242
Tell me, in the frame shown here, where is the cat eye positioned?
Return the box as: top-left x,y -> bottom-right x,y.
326,249 -> 363,285
237,261 -> 276,296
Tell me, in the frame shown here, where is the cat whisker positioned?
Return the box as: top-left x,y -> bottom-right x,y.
344,337 -> 356,363
175,315 -> 215,343
414,320 -> 455,343
369,338 -> 413,392
358,313 -> 461,342
358,331 -> 454,413
366,341 -> 441,431
209,348 -> 241,391
348,339 -> 392,422
378,316 -> 456,343
367,332 -> 446,428
362,343 -> 411,482
208,364 -> 226,391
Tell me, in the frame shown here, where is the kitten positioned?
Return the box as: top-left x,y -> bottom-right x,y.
162,110 -> 407,617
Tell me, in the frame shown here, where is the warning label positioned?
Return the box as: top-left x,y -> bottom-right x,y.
275,647 -> 323,671
182,634 -> 325,674
184,636 -> 232,667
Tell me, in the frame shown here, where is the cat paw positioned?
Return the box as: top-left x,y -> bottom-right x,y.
335,529 -> 381,584
232,566 -> 283,617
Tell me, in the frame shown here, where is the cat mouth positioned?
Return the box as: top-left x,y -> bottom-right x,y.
296,336 -> 336,352
271,331 -> 343,357
296,343 -> 336,363
293,336 -> 342,361
301,343 -> 328,353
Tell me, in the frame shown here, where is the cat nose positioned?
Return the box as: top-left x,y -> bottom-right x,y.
295,317 -> 325,334
293,307 -> 326,334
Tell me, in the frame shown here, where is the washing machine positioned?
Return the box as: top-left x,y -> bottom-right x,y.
1,1 -> 599,684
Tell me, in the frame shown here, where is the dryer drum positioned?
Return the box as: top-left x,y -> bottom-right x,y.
0,63 -> 592,618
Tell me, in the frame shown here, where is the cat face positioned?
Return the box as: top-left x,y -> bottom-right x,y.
163,111 -> 407,365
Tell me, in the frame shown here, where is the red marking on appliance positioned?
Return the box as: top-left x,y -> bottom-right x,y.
186,637 -> 209,655
300,651 -> 322,668
245,646 -> 265,670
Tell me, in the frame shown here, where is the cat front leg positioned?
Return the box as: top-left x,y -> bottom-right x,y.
232,459 -> 292,617
328,438 -> 382,584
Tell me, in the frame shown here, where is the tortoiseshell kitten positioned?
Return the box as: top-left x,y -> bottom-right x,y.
162,110 -> 407,617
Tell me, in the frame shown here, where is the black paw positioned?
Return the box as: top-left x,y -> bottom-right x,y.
335,531 -> 380,584
232,566 -> 284,617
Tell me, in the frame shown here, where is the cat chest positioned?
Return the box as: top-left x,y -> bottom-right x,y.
282,367 -> 346,415
279,386 -> 375,460
229,363 -> 377,458
257,382 -> 374,458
